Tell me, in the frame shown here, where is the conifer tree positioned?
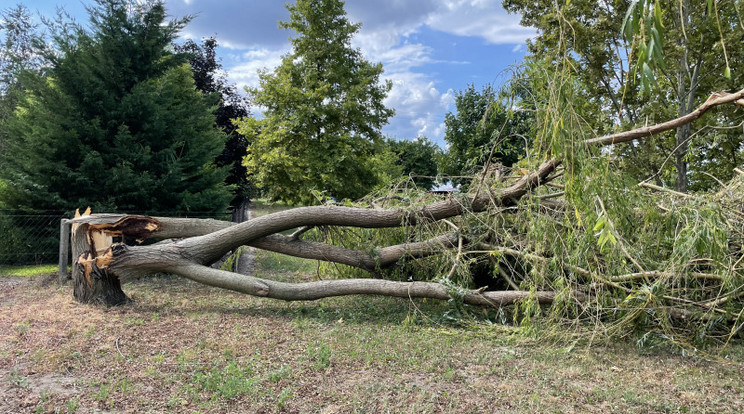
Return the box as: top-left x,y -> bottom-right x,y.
0,0 -> 231,214
175,38 -> 253,208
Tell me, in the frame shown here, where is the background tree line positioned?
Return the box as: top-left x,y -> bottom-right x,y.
2,0 -> 742,214
0,0 -> 478,214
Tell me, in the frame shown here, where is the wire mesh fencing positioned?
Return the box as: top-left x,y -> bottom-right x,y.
0,209 -> 235,267
0,210 -> 67,266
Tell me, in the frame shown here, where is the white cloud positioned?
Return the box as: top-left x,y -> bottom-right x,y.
167,0 -> 530,144
426,0 -> 535,44
225,47 -> 287,92
382,72 -> 454,142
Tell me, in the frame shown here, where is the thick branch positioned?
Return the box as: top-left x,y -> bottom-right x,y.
169,263 -> 562,307
584,89 -> 744,146
251,233 -> 459,271
69,159 -> 559,269
176,159 -> 560,264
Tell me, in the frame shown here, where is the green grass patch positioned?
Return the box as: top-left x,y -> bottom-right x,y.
250,199 -> 294,217
255,250 -> 317,276
0,263 -> 58,277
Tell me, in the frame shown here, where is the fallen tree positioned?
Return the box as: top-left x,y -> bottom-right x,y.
69,158 -> 560,306
66,88 -> 744,346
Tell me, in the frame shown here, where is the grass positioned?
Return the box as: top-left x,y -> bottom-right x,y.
1,227 -> 743,412
0,263 -> 58,277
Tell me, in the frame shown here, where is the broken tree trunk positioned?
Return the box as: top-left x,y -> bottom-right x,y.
68,159 -> 559,306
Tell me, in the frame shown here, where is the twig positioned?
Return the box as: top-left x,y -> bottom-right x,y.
498,265 -> 521,291
442,219 -> 462,280
115,337 -> 125,360
289,226 -> 314,240
596,197 -> 648,280
639,182 -> 693,198
610,270 -> 723,282
537,191 -> 565,200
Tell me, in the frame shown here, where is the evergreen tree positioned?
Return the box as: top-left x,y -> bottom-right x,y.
0,4 -> 45,160
238,0 -> 394,204
0,0 -> 231,214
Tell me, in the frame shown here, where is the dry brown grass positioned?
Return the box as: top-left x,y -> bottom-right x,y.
1,268 -> 743,413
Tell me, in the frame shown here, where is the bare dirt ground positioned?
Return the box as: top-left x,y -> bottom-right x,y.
1,271 -> 743,413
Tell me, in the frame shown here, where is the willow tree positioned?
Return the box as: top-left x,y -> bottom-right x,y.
239,0 -> 394,204
504,0 -> 744,192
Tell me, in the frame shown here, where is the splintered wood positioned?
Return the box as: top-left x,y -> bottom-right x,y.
71,208 -> 161,285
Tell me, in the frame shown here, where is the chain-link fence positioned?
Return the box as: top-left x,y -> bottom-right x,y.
0,209 -> 235,266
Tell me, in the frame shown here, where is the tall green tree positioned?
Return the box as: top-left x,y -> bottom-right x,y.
441,83 -> 531,178
238,0 -> 394,204
503,0 -> 744,191
0,0 -> 231,214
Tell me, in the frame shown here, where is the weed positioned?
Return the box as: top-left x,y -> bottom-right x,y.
65,396 -> 80,413
93,381 -> 111,402
64,396 -> 80,413
306,341 -> 332,370
442,366 -> 456,381
33,390 -> 52,414
192,359 -> 257,400
125,317 -> 145,326
15,320 -> 30,335
116,377 -> 133,394
9,369 -> 28,388
166,395 -> 187,408
277,387 -> 293,409
269,364 -> 292,382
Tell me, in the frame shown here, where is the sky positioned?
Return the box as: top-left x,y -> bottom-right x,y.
21,0 -> 534,147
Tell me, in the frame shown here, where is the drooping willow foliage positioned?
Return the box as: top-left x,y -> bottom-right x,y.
298,50 -> 744,349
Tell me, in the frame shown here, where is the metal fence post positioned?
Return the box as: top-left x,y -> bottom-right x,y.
58,219 -> 71,284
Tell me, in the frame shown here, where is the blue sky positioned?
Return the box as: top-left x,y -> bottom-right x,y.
17,0 -> 533,147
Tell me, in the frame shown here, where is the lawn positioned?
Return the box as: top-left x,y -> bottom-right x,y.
1,248 -> 743,414
0,264 -> 58,278
1,207 -> 743,413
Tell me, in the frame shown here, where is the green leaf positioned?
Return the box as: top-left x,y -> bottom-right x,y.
593,216 -> 606,232
654,1 -> 663,29
725,66 -> 731,79
621,0 -> 640,40
642,62 -> 655,84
